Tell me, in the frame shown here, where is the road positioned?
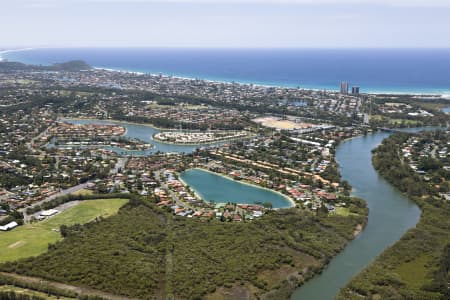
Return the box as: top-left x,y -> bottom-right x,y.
0,272 -> 138,300
28,200 -> 81,221
153,170 -> 192,210
26,124 -> 52,153
21,182 -> 90,222
20,156 -> 127,222
111,157 -> 128,174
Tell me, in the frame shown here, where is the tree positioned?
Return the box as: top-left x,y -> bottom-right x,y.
262,202 -> 273,209
60,225 -> 68,238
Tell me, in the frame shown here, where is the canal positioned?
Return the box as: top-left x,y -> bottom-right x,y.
62,119 -> 220,154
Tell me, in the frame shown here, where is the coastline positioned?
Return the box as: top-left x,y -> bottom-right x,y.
3,49 -> 450,96
92,66 -> 450,97
0,48 -> 35,62
181,167 -> 296,209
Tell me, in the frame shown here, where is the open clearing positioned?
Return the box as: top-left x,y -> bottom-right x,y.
370,115 -> 420,125
0,199 -> 127,263
394,255 -> 432,290
334,207 -> 355,216
253,116 -> 314,130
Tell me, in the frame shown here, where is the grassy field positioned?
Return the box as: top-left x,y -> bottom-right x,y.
333,207 -> 352,216
394,255 -> 432,290
0,199 -> 127,263
412,101 -> 449,111
370,115 -> 420,125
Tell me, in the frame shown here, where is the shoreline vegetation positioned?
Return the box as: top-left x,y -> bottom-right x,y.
181,167 -> 296,208
338,132 -> 450,300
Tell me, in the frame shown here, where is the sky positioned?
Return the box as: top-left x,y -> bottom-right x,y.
1,0 -> 450,48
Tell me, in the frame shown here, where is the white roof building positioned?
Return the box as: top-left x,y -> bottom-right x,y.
0,221 -> 18,231
40,209 -> 59,217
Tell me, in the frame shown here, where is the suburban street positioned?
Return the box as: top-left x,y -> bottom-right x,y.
153,170 -> 192,210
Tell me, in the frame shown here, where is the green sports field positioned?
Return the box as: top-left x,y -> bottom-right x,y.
0,199 -> 128,263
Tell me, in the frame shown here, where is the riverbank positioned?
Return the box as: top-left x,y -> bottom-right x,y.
337,131 -> 450,299
182,167 -> 296,208
291,131 -> 422,300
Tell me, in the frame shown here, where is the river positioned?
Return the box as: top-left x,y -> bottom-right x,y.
291,131 -> 427,299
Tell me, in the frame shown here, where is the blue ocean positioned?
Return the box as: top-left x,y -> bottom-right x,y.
2,48 -> 450,95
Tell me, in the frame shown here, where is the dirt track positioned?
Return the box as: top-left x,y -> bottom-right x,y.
0,272 -> 138,300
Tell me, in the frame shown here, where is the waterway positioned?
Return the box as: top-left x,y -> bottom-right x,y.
291,130 -> 436,299
60,119 -> 221,155
179,168 -> 293,209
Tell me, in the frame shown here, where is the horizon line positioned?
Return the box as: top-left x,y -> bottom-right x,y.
3,46 -> 450,51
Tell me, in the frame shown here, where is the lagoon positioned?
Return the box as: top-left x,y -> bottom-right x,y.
180,169 -> 293,209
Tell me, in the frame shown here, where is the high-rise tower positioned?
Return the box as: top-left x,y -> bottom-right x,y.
340,82 -> 349,94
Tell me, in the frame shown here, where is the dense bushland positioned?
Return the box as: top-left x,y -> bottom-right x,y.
2,197 -> 366,299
